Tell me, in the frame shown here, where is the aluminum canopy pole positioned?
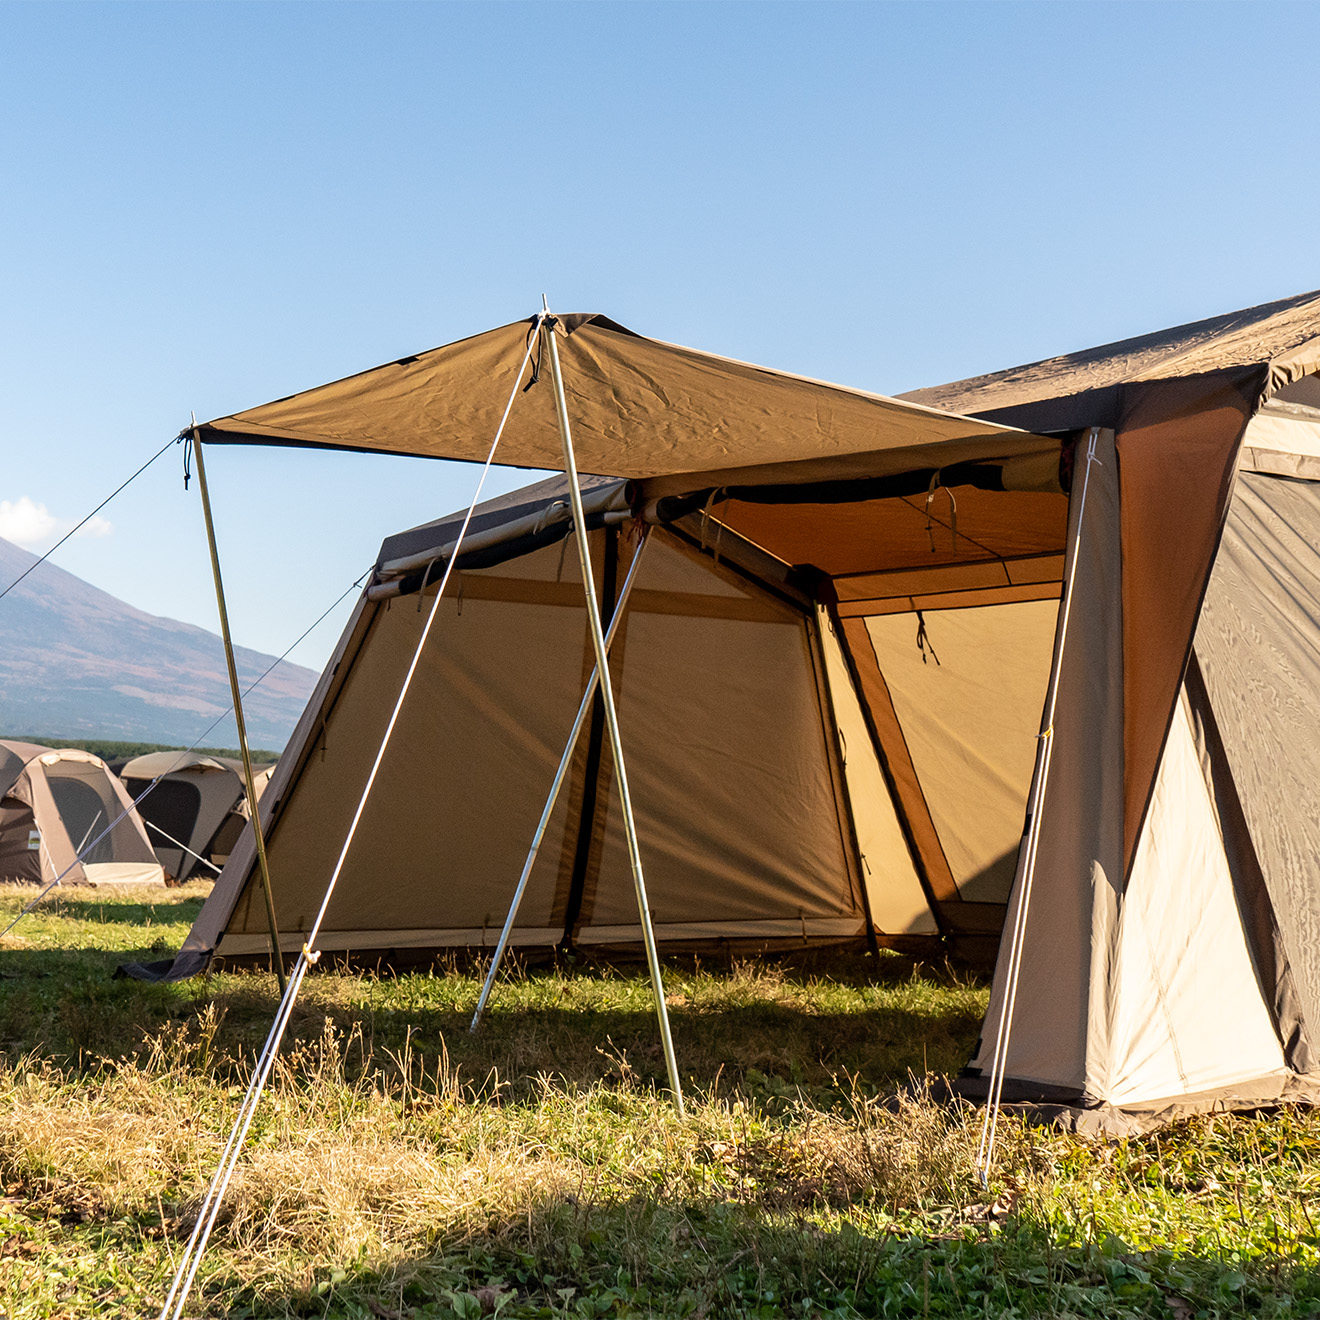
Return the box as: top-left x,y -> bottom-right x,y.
542,316 -> 684,1116
191,430 -> 288,995
470,526 -> 650,1034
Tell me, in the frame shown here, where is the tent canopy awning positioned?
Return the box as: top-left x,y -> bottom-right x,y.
196,313 -> 1060,492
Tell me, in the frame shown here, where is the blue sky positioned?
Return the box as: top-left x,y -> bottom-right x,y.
3,1 -> 1318,683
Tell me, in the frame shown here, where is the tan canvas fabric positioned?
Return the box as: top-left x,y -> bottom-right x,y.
199,316 -> 1058,489
711,489 -> 1068,580
212,526 -> 880,957
219,540 -> 597,951
864,600 -> 1058,905
1103,693 -> 1287,1106
834,616 -> 958,906
1194,471 -> 1320,1045
970,431 -> 1125,1092
573,534 -> 866,939
815,609 -> 935,935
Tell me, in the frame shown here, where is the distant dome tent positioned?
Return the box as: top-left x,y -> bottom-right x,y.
119,751 -> 275,882
0,741 -> 164,886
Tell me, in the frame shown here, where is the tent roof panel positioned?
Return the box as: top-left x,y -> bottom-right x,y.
901,288 -> 1320,423
121,751 -> 246,779
197,315 -> 1056,485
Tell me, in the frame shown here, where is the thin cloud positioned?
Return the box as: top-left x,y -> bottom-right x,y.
0,496 -> 113,548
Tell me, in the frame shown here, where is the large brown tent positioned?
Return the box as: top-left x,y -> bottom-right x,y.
131,314 -> 1070,980
136,297 -> 1320,1131
0,741 -> 164,886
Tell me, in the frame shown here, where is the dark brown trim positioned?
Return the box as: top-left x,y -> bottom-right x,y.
806,609 -> 879,953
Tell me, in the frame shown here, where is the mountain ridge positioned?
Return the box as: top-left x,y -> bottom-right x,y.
0,536 -> 317,748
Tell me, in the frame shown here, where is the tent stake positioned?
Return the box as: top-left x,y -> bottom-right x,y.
543,316 -> 685,1117
471,527 -> 651,1033
191,430 -> 288,996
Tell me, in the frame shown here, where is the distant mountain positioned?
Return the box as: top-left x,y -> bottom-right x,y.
0,537 -> 318,749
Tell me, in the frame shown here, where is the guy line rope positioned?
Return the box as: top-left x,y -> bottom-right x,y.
157,315 -> 546,1320
974,426 -> 1102,1184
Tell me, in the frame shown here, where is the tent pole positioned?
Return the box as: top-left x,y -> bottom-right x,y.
543,317 -> 685,1116
975,426 -> 1102,1182
470,527 -> 650,1033
190,431 -> 288,996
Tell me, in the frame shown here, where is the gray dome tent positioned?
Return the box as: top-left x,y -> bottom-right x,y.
0,741 -> 163,886
120,751 -> 275,882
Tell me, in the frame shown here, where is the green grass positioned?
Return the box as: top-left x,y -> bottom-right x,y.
2,885 -> 1320,1318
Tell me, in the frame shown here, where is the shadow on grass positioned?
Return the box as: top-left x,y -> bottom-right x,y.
0,944 -> 984,1096
3,894 -> 207,928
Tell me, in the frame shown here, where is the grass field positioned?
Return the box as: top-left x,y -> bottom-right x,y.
1,885 -> 1319,1318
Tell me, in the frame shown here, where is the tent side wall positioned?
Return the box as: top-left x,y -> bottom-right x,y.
967,428 -> 1126,1098
207,525 -> 889,963
968,422 -> 1320,1128
1192,462 -> 1320,1067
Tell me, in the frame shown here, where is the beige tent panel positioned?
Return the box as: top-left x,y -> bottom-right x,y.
1194,469 -> 1320,1042
566,533 -> 869,937
221,546 -> 594,949
969,430 -> 1125,1094
1106,693 -> 1287,1107
217,526 -> 880,957
816,609 -> 935,935
714,488 -> 1067,579
865,600 -> 1057,904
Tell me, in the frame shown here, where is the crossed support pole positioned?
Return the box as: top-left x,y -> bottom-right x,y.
471,314 -> 685,1116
